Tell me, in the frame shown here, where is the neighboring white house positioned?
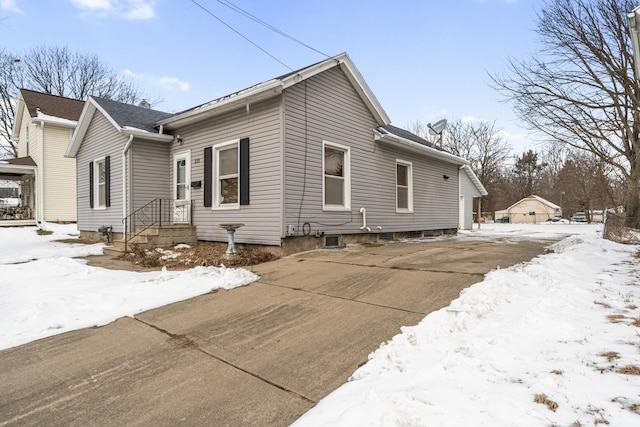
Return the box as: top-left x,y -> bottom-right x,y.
495,195 -> 562,224
8,89 -> 84,224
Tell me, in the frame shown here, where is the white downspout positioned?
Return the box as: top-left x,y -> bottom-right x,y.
122,135 -> 134,238
38,121 -> 45,225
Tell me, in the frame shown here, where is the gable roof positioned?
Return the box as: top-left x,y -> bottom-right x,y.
506,195 -> 561,211
157,52 -> 390,130
20,89 -> 84,121
12,89 -> 85,140
91,97 -> 173,133
66,97 -> 174,158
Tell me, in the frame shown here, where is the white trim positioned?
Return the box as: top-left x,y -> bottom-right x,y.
212,139 -> 240,210
93,157 -> 107,210
395,159 -> 413,213
173,150 -> 192,223
322,140 -> 351,211
156,53 -> 390,130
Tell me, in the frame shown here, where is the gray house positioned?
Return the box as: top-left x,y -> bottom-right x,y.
66,53 -> 486,253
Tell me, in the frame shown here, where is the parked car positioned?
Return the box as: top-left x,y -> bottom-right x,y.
571,212 -> 587,222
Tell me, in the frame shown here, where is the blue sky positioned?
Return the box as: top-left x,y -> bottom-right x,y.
2,0 -> 541,153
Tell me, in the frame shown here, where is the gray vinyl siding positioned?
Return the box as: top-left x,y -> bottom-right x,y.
76,111 -> 126,233
283,66 -> 460,237
460,170 -> 481,230
130,140 -> 171,212
170,96 -> 282,246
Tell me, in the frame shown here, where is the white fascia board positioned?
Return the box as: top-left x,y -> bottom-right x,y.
65,100 -> 96,158
374,129 -> 469,166
280,53 -> 390,126
339,57 -> 390,125
158,80 -> 284,130
461,164 -> 488,196
0,163 -> 37,175
33,112 -> 77,128
10,93 -> 25,142
122,127 -> 174,142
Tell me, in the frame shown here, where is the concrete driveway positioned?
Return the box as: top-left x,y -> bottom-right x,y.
0,235 -> 557,426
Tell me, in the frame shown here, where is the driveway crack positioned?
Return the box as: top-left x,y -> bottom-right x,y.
133,317 -> 316,405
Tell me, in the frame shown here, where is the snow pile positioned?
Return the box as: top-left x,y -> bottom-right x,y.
293,229 -> 640,426
0,225 -> 258,350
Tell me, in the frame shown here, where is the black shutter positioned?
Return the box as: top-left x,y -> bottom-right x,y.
89,161 -> 94,208
105,155 -> 111,207
204,147 -> 212,207
240,138 -> 249,205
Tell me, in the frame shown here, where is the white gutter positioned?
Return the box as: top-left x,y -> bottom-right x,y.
122,134 -> 134,232
375,128 -> 469,166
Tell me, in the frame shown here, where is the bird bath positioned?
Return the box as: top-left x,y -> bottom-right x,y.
218,223 -> 244,256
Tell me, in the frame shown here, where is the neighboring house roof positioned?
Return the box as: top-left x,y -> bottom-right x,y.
0,156 -> 37,179
67,97 -> 174,157
21,89 -> 84,121
157,52 -> 390,130
12,89 -> 85,140
504,195 -> 561,211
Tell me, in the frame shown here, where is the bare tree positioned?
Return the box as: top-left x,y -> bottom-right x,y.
491,0 -> 640,227
0,45 -> 144,158
441,119 -> 512,214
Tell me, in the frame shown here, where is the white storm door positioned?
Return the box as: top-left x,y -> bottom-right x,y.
173,151 -> 191,223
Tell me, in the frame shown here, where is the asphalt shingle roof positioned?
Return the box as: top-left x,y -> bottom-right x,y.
380,124 -> 445,151
20,89 -> 84,121
92,97 -> 172,133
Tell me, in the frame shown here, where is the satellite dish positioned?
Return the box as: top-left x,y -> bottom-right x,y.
427,119 -> 447,135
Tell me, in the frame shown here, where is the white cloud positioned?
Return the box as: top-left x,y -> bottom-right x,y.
461,115 -> 481,123
69,0 -> 155,20
70,0 -> 111,10
122,0 -> 154,20
1,0 -> 22,13
159,77 -> 190,91
126,70 -> 190,92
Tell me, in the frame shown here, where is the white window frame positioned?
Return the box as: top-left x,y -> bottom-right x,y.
213,139 -> 240,210
322,140 -> 351,211
94,157 -> 106,210
396,159 -> 413,213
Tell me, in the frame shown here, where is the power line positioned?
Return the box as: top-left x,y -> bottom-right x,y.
189,0 -> 329,71
214,0 -> 331,59
190,0 -> 293,71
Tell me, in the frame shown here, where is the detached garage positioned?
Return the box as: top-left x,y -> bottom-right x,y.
495,195 -> 562,224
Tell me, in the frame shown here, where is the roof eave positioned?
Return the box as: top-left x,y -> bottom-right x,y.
122,128 -> 174,142
374,128 -> 468,166
0,163 -> 37,176
461,164 -> 488,196
157,81 -> 284,130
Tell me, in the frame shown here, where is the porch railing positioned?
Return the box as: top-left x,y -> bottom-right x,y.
122,198 -> 192,251
0,204 -> 33,221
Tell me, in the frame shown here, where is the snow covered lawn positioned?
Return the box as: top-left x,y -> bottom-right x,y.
2,222 -> 639,425
293,223 -> 640,426
0,224 -> 258,351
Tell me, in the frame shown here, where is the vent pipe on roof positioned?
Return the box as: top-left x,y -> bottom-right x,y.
139,99 -> 151,109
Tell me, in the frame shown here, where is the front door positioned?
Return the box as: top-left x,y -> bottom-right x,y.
173,151 -> 191,223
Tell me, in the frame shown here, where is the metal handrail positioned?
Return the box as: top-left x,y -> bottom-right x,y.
122,198 -> 192,251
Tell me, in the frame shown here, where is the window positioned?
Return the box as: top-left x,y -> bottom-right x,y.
90,156 -> 110,209
204,138 -> 249,208
323,141 -> 351,210
396,160 -> 413,212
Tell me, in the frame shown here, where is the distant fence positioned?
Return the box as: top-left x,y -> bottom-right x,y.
602,210 -> 640,244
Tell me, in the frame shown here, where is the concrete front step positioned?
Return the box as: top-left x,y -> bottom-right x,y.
106,225 -> 197,253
